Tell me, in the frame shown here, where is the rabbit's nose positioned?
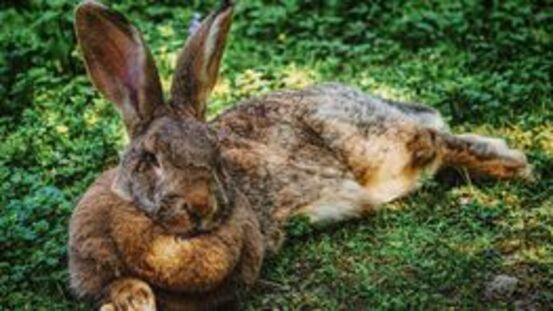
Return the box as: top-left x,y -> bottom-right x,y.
190,201 -> 210,217
186,187 -> 212,217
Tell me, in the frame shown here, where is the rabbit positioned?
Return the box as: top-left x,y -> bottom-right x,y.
69,0 -> 532,310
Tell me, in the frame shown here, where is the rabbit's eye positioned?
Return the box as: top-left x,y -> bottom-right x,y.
143,151 -> 160,168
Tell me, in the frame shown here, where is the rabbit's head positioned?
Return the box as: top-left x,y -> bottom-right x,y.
75,1 -> 235,235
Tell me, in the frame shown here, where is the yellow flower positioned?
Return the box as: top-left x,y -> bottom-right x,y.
84,111 -> 98,127
56,125 -> 69,134
158,25 -> 175,38
282,65 -> 315,89
213,79 -> 231,98
236,69 -> 266,95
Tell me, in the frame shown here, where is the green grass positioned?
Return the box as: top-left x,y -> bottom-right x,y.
1,0 -> 552,309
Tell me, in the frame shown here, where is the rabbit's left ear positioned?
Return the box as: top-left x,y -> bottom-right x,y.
170,1 -> 234,121
75,0 -> 164,137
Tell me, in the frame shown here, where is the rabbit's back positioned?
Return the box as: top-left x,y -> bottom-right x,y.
213,83 -> 445,251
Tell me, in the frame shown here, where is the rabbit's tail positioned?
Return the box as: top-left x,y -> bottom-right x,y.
439,133 -> 532,180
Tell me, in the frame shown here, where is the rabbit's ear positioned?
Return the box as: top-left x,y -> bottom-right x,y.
75,1 -> 164,137
170,1 -> 234,121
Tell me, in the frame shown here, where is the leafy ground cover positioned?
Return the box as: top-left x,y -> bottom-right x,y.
1,0 -> 551,309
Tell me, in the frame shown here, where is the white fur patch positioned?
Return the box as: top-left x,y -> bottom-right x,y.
297,180 -> 377,225
420,113 -> 448,131
365,174 -> 414,204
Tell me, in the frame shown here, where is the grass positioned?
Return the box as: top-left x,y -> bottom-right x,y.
1,0 -> 552,309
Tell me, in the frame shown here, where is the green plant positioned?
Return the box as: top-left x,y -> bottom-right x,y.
1,0 -> 551,308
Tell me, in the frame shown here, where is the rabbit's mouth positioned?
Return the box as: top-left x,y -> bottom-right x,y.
194,193 -> 222,232
189,177 -> 232,234
153,176 -> 232,236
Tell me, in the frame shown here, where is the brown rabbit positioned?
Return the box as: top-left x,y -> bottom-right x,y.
69,0 -> 532,310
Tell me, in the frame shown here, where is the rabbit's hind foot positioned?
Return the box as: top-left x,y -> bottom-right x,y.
101,278 -> 157,311
442,133 -> 532,181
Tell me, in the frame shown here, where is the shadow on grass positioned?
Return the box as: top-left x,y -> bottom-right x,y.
245,156 -> 552,309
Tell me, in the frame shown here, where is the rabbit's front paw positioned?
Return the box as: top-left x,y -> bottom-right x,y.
102,278 -> 156,311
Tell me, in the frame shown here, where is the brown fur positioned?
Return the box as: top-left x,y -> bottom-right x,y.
69,170 -> 263,309
70,1 -> 531,310
441,133 -> 531,179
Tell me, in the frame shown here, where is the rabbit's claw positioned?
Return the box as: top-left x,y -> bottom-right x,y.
99,304 -> 115,311
103,278 -> 156,311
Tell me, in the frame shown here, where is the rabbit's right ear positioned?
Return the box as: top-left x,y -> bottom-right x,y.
75,1 -> 164,137
169,1 -> 234,121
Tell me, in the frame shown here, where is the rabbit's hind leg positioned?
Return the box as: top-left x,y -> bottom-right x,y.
101,278 -> 157,311
440,133 -> 532,180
